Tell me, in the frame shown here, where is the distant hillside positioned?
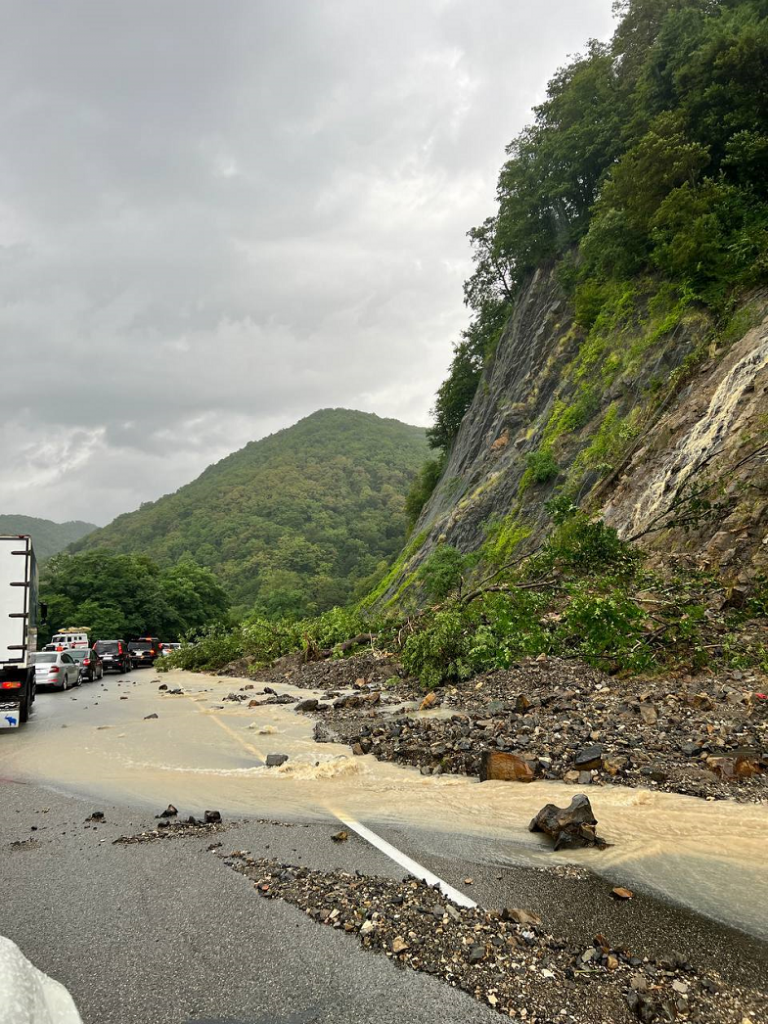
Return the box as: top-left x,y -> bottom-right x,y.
72,409 -> 429,616
0,515 -> 97,561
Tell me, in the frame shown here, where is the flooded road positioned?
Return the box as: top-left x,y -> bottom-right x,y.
2,668 -> 767,940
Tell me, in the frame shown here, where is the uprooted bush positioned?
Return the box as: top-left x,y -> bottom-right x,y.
161,604 -> 400,674
162,509 -> 766,685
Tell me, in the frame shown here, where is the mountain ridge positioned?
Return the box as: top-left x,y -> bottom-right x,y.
0,515 -> 98,560
73,408 -> 429,617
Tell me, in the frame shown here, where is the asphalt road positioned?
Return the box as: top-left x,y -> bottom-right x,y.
1,671 -> 766,1023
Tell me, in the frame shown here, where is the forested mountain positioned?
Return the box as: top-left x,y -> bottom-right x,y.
0,515 -> 97,560
72,409 -> 428,617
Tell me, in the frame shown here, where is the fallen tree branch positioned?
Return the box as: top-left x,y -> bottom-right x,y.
310,632 -> 378,661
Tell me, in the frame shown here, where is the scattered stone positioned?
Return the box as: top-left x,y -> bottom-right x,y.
310,658 -> 767,803
573,744 -> 604,771
611,887 -> 634,900
331,830 -> 349,842
501,907 -> 542,925
420,692 -> 439,710
467,944 -> 485,964
143,713 -> 158,720
204,810 -> 222,824
114,817 -> 232,845
156,804 -> 178,818
158,684 -> 168,691
295,698 -> 319,712
639,703 -> 658,725
86,811 -> 105,822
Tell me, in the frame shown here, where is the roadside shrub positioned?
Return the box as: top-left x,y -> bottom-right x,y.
161,624 -> 246,672
535,510 -> 641,579
555,584 -> 652,671
467,590 -> 550,671
420,545 -> 467,601
401,608 -> 475,688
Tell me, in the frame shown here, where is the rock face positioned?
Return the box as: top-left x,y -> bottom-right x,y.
378,265 -> 768,600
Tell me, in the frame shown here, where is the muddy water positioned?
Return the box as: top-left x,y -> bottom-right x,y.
2,670 -> 767,939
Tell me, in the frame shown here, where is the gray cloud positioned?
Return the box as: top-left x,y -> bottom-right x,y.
0,0 -> 614,524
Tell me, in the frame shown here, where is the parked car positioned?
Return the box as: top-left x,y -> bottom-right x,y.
128,638 -> 161,668
67,647 -> 104,682
92,639 -> 131,674
30,651 -> 81,691
161,643 -> 181,657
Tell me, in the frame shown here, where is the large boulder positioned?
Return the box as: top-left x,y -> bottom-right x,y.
479,751 -> 536,783
529,794 -> 607,850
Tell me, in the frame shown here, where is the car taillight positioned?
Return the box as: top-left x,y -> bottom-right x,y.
1,681 -> 21,689
149,649 -> 155,655
49,666 -> 59,673
83,658 -> 90,665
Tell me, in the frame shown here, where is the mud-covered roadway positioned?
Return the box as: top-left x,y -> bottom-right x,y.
0,667 -> 766,1024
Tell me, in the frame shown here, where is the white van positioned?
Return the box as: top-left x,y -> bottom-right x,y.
50,630 -> 89,650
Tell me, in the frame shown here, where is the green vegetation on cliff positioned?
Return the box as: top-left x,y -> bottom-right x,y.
165,506 -> 768,681
0,515 -> 97,561
73,410 -> 428,618
430,0 -> 768,455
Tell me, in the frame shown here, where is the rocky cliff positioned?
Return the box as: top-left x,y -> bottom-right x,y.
383,269 -> 768,603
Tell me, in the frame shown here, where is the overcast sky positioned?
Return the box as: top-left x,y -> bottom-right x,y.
0,0 -> 614,526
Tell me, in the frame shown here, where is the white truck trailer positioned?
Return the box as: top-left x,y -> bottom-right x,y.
0,535 -> 41,727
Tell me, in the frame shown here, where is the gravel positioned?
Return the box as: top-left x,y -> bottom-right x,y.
220,848 -> 768,1024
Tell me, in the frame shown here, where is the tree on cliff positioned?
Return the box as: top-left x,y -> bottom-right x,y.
429,0 -> 768,455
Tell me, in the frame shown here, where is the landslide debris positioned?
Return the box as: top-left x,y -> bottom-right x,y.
220,850 -> 766,1024
312,658 -> 767,802
114,810 -> 230,844
222,651 -> 407,691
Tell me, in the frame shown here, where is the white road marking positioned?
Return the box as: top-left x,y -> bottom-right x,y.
335,814 -> 477,908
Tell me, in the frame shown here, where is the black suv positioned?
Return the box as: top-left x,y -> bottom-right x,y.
93,639 -> 131,674
128,638 -> 161,668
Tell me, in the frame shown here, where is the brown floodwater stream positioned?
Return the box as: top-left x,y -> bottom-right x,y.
1,669 -> 766,940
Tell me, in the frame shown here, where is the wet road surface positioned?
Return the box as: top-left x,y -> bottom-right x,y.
0,668 -> 766,1023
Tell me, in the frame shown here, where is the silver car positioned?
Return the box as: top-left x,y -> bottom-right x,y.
31,651 -> 81,691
